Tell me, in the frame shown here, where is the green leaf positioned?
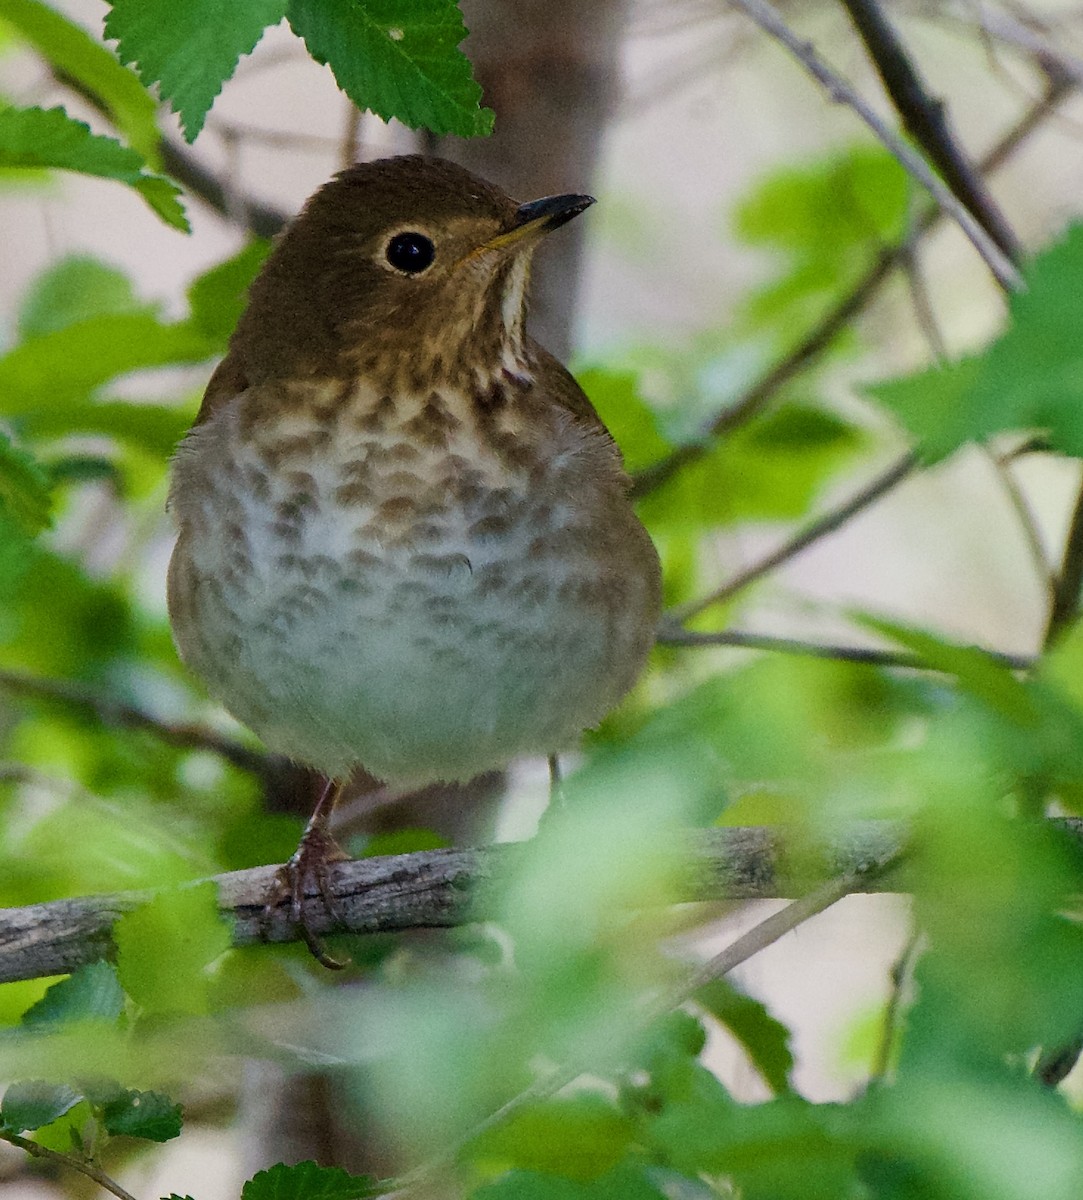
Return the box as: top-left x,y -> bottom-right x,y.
18,255 -> 150,338
0,312 -> 214,414
20,962 -> 126,1029
100,1088 -> 183,1142
696,979 -> 794,1096
734,146 -> 909,333
104,0 -> 287,142
287,0 -> 493,138
241,1160 -> 377,1200
640,403 -> 864,531
0,0 -> 160,161
0,431 -> 52,534
0,1080 -> 81,1132
113,882 -> 232,1016
871,224 -> 1083,462
472,1165 -> 669,1200
577,367 -> 672,475
0,105 -> 187,229
469,1095 -> 635,1182
861,617 -> 1036,725
187,239 -> 272,341
21,399 -> 190,458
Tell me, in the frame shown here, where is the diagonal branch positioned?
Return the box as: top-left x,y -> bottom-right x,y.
630,79 -> 1069,499
840,0 -> 1021,263
728,0 -> 1023,292
667,450 -> 919,623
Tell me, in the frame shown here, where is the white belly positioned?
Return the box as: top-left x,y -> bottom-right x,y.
169,385 -> 658,784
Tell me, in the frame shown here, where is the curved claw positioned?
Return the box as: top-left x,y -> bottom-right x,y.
265,821 -> 351,969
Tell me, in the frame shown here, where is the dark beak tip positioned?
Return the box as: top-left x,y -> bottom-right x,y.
515,192 -> 596,233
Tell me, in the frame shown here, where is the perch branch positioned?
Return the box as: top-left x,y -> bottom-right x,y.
0,823 -> 917,985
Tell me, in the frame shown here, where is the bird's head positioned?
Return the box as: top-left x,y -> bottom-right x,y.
231,155 -> 593,389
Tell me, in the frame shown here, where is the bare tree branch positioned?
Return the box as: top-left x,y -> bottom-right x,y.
0,823 -> 915,986
727,0 -> 1023,292
655,625 -> 1035,671
1044,473 -> 1083,644
841,0 -> 1021,263
667,451 -> 920,623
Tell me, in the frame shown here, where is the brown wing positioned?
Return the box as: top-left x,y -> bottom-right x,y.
527,341 -> 613,440
192,353 -> 249,427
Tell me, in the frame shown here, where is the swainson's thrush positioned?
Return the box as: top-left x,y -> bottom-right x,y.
168,156 -> 662,959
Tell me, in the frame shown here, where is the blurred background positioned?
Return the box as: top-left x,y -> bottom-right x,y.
3,1 -> 1083,1195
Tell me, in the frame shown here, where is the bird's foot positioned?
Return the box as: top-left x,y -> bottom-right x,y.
265,824 -> 351,970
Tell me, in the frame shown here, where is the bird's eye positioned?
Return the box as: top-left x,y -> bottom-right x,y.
385,232 -> 435,274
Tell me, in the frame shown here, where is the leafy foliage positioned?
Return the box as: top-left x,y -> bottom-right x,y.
104,0 -> 492,142
242,1160 -> 377,1199
104,0 -> 289,142
0,104 -> 187,228
871,223 -> 1083,461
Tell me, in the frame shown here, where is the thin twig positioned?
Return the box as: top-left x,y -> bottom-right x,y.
1044,473 -> 1083,644
0,668 -> 275,779
869,927 -> 921,1086
630,79 -> 1070,499
655,625 -> 1035,672
840,0 -> 1021,263
667,451 -> 920,623
0,1130 -> 140,1200
727,0 -> 1023,292
985,448 -> 1054,594
159,141 -> 288,240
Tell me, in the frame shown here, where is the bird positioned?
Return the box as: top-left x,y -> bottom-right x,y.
167,155 -> 662,963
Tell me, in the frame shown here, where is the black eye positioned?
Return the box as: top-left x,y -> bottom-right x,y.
386,232 -> 435,274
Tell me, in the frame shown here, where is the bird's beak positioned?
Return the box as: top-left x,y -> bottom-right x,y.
481,193 -> 595,253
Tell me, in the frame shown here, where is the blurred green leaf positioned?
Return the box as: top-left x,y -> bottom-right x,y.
287,0 -> 493,138
578,368 -> 672,474
21,398 -> 189,457
863,617 -> 1035,725
0,311 -> 213,413
21,963 -> 125,1029
696,979 -> 793,1095
104,0 -> 287,142
0,104 -> 187,228
734,146 -> 909,333
187,238 -> 271,341
18,255 -> 150,338
114,882 -> 232,1016
0,0 -> 160,161
640,403 -> 864,530
473,1165 -> 669,1200
0,431 -> 52,534
0,1079 -> 81,1132
871,224 -> 1083,462
470,1095 -> 634,1183
241,1159 -> 376,1200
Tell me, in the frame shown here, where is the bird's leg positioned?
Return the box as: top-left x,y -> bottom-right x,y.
267,777 -> 351,970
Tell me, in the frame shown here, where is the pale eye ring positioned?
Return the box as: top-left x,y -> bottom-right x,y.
385,231 -> 435,274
